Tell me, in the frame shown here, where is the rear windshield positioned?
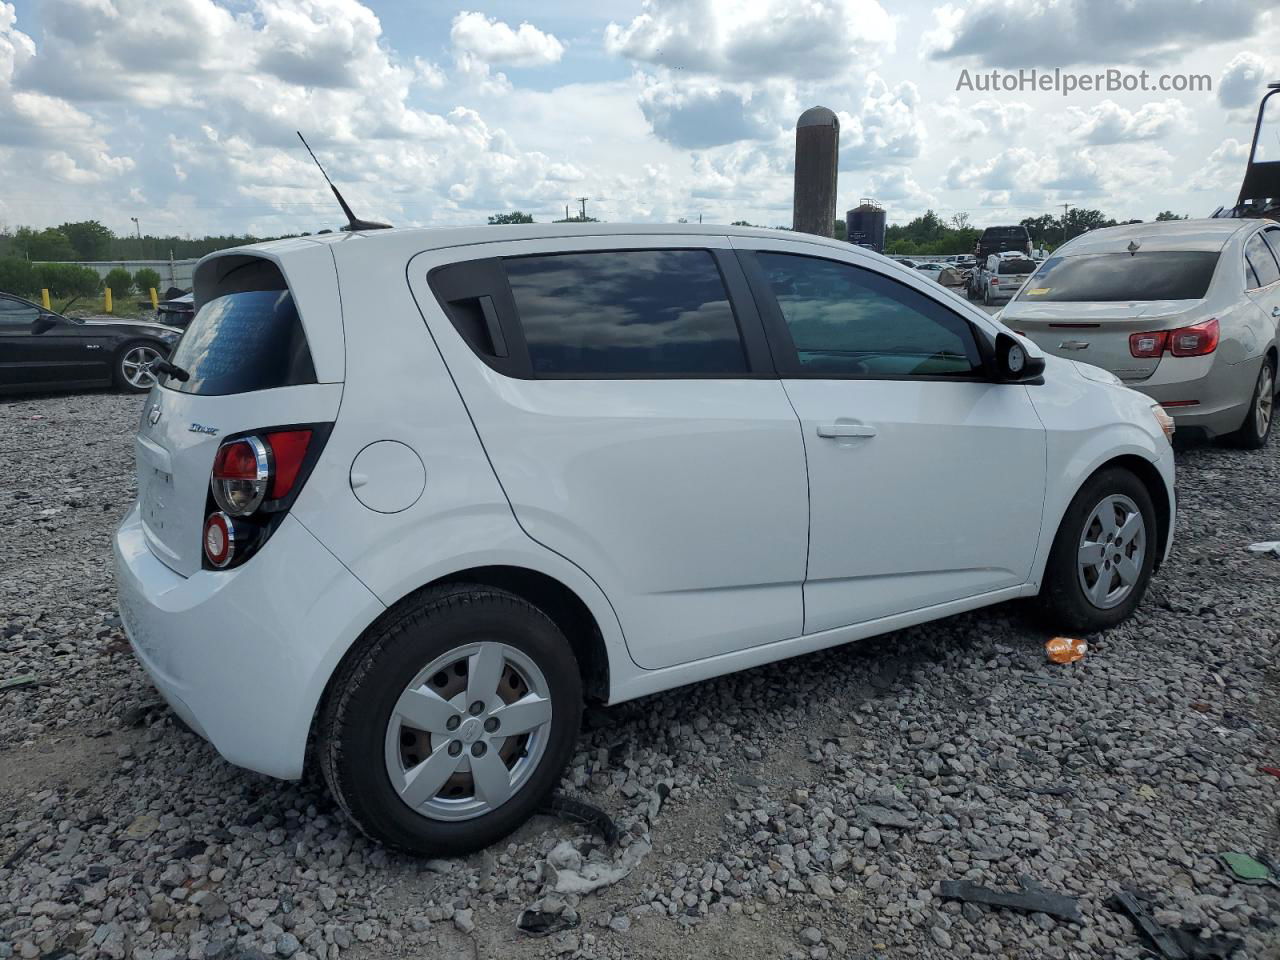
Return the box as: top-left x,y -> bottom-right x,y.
998,259 -> 1037,275
1016,251 -> 1220,302
983,227 -> 1028,239
165,290 -> 315,395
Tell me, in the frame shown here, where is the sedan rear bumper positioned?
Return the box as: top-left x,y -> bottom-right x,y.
1130,354 -> 1261,438
113,503 -> 384,779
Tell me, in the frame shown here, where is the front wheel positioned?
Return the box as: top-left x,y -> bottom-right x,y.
1227,355 -> 1275,450
115,341 -> 165,393
318,585 -> 582,856
1040,467 -> 1157,633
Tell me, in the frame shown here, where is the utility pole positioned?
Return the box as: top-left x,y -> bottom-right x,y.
1061,203 -> 1070,246
576,197 -> 589,220
131,216 -> 141,240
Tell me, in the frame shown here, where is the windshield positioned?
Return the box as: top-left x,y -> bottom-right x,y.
166,289 -> 315,395
1016,251 -> 1220,302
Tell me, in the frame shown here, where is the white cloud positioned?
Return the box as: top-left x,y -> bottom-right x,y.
1067,99 -> 1192,145
605,0 -> 894,81
838,77 -> 924,169
636,74 -> 789,148
450,11 -> 564,68
1188,137 -> 1250,193
1219,52 -> 1269,110
931,96 -> 1032,139
923,0 -> 1270,67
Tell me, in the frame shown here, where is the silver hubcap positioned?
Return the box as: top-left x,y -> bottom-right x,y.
1255,364 -> 1274,438
384,642 -> 552,821
1077,494 -> 1146,610
121,346 -> 162,388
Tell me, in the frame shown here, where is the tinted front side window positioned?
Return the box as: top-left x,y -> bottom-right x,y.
1245,233 -> 1280,288
1017,251 -> 1220,302
167,290 -> 316,395
756,252 -> 982,377
503,250 -> 746,376
0,297 -> 39,326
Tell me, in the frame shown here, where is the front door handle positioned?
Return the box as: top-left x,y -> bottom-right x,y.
1272,306 -> 1280,318
817,423 -> 877,439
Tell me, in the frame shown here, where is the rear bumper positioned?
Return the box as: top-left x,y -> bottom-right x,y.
113,503 -> 384,779
1128,354 -> 1259,438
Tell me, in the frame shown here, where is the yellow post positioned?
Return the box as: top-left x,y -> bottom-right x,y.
105,288 -> 113,314
40,289 -> 51,310
149,287 -> 159,309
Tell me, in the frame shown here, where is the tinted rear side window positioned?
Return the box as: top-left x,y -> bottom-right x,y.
1245,232 -> 1280,288
166,290 -> 315,395
503,249 -> 747,376
1016,251 -> 1220,302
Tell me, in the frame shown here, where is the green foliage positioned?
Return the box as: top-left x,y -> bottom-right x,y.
27,228 -> 77,261
0,257 -> 36,297
134,267 -> 162,292
488,211 -> 535,224
833,219 -> 847,241
1155,210 -> 1188,221
552,215 -> 600,223
884,209 -> 979,256
104,267 -> 134,297
33,263 -> 101,299
57,220 -> 113,260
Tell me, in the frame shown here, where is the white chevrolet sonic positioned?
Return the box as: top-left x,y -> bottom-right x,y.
114,224 -> 1176,854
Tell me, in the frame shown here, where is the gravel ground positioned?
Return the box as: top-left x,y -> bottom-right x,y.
1,390 -> 1278,960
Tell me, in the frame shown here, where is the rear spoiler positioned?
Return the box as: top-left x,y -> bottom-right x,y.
1213,82 -> 1280,220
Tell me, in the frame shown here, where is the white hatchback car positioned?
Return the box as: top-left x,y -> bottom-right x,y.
114,224 -> 1175,854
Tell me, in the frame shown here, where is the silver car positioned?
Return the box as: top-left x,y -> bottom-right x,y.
1001,219 -> 1280,447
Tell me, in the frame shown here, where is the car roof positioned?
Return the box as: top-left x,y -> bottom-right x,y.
1058,218 -> 1257,255
239,222 -> 863,259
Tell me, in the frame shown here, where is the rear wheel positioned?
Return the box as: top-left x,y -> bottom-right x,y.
1040,467 -> 1157,633
1227,355 -> 1275,450
114,341 -> 165,393
319,585 -> 582,855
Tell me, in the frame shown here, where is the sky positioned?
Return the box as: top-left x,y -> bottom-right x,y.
1,0 -> 1278,238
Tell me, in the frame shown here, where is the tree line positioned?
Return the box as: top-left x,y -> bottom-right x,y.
884,209 -> 1188,256
0,220 -> 300,263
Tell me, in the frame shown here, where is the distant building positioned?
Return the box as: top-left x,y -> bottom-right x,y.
793,106 -> 839,238
846,200 -> 886,253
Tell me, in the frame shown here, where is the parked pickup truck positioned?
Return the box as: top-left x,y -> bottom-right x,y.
971,252 -> 1038,305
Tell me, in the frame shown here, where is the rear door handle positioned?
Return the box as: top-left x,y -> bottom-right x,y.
817,423 -> 877,439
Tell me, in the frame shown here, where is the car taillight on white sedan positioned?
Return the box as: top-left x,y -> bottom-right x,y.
203,426 -> 328,570
1129,317 -> 1220,358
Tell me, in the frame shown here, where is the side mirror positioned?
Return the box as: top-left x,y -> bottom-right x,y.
994,331 -> 1045,382
31,315 -> 56,335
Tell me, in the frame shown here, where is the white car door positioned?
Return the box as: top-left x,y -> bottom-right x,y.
735,241 -> 1047,634
407,236 -> 809,670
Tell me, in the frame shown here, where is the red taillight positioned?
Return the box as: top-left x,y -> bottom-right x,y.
203,512 -> 236,568
264,429 -> 313,499
1129,331 -> 1168,358
203,426 -> 325,570
1168,317 -> 1219,357
1130,318 -> 1218,359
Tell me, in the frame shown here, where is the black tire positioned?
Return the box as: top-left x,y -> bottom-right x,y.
1040,467 -> 1158,633
113,340 -> 166,393
318,584 -> 582,856
1226,354 -> 1276,450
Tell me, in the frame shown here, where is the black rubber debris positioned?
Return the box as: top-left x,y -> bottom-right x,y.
938,877 -> 1083,923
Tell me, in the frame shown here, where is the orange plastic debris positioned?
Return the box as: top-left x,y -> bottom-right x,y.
1045,636 -> 1087,664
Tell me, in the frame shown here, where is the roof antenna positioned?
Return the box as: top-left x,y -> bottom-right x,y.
296,131 -> 391,232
